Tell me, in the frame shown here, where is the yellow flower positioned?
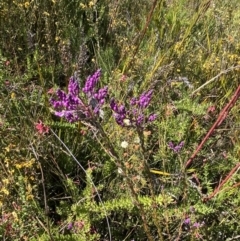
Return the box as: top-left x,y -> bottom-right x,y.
25,158 -> 35,168
5,146 -> 10,152
26,194 -> 34,200
43,11 -> 50,16
80,3 -> 86,9
24,2 -> 30,8
12,211 -> 19,221
15,163 -> 24,169
89,1 -> 95,7
11,92 -> 16,99
1,188 -> 9,195
2,178 -> 9,185
55,36 -> 60,42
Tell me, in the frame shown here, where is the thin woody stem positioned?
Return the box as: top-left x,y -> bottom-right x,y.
93,122 -> 155,241
185,84 -> 240,168
204,162 -> 240,202
137,127 -> 164,241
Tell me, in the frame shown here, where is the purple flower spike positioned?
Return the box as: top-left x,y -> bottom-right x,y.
90,86 -> 108,114
68,76 -> 80,96
119,105 -> 126,115
67,222 -> 73,230
130,97 -> 137,106
136,113 -> 144,126
114,113 -> 125,126
193,222 -> 201,228
168,141 -> 184,153
94,86 -> 108,103
184,218 -> 191,225
148,113 -> 157,122
111,89 -> 156,127
82,69 -> 101,95
50,70 -> 108,123
110,99 -> 118,112
56,89 -> 67,102
138,90 -> 153,108
110,99 -> 127,126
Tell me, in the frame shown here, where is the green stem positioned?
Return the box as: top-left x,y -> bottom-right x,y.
94,122 -> 155,241
137,127 -> 164,241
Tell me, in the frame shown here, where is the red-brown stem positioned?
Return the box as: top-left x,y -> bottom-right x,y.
132,0 -> 158,59
231,181 -> 240,189
185,85 -> 240,168
204,162 -> 240,201
122,0 -> 158,72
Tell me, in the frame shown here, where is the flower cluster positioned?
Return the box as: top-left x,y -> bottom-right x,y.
50,70 -> 107,122
183,218 -> 205,229
67,220 -> 85,233
110,99 -> 127,126
110,89 -> 157,127
50,70 -> 157,128
130,90 -> 153,108
82,69 -> 101,97
35,120 -> 49,135
50,75 -> 87,123
82,69 -> 108,115
168,141 -> 184,153
183,216 -> 205,239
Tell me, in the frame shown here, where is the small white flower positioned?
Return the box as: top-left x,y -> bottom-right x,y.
121,140 -> 128,148
118,167 -> 123,174
134,136 -> 140,144
123,119 -> 131,126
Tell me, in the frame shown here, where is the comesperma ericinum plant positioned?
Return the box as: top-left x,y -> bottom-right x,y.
110,89 -> 157,127
50,69 -> 159,241
50,69 -> 108,122
50,69 -> 157,127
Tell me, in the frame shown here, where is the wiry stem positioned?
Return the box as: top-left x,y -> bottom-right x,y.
137,127 -> 164,241
185,84 -> 240,168
204,162 -> 240,202
50,128 -> 112,241
93,121 -> 155,241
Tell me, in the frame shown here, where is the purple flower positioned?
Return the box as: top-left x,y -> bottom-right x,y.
193,222 -> 201,228
110,99 -> 127,126
110,99 -> 118,112
168,141 -> 184,153
184,218 -> 191,225
94,86 -> 108,104
111,89 -> 156,127
119,105 -> 126,115
50,85 -> 88,122
67,222 -> 73,230
136,113 -> 144,126
148,113 -> 157,122
138,90 -> 153,108
50,70 -> 107,122
82,69 -> 101,96
68,76 -> 80,96
130,97 -> 137,106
